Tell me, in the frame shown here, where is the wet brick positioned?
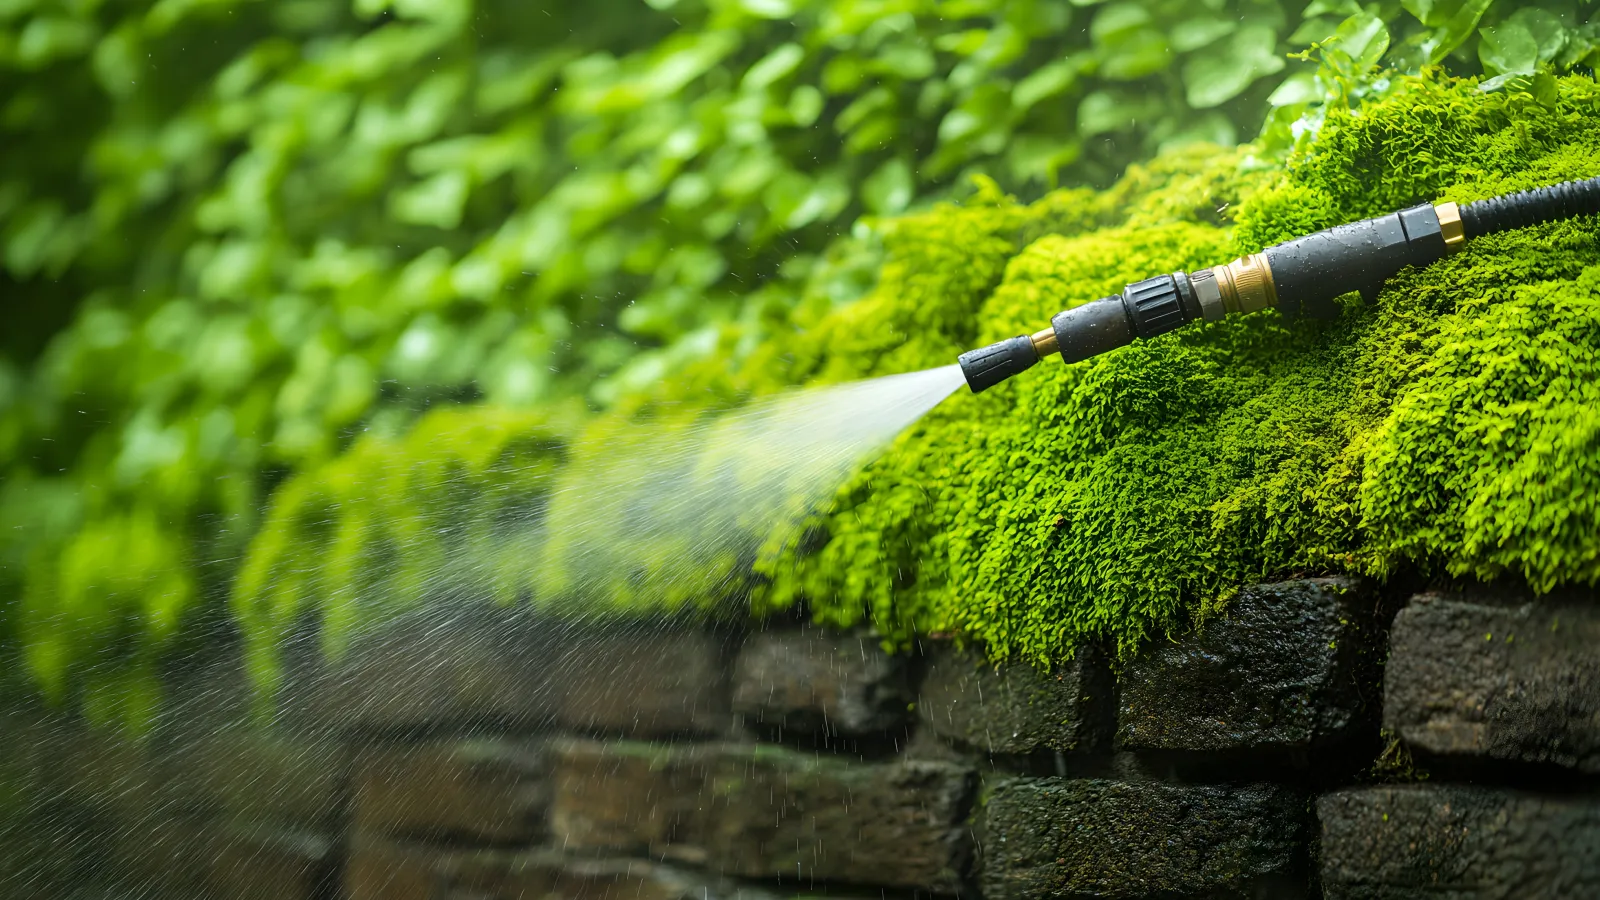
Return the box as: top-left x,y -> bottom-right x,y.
1319,784 -> 1600,898
1384,590 -> 1600,772
1118,578 -> 1381,754
733,627 -> 913,735
981,777 -> 1307,899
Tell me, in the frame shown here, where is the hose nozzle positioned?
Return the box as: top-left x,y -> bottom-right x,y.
957,334 -> 1039,394
956,174 -> 1600,394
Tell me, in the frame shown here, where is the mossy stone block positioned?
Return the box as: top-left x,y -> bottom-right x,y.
1118,578 -> 1380,754
547,739 -> 975,891
919,642 -> 1112,754
1319,785 -> 1600,899
981,777 -> 1306,899
354,739 -> 547,844
732,627 -> 913,735
1384,590 -> 1600,773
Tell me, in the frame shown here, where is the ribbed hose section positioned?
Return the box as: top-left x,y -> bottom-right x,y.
1461,174 -> 1600,237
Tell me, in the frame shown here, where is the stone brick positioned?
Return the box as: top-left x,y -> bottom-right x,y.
1118,578 -> 1380,753
436,851 -> 788,900
60,730 -> 223,833
179,730 -> 351,826
918,643 -> 1111,754
349,842 -> 796,900
548,628 -> 729,736
355,738 -> 547,842
109,815 -> 333,900
733,627 -> 913,734
1384,591 -> 1600,772
205,823 -> 336,900
548,739 -> 719,856
289,604 -> 561,731
62,726 -> 348,827
981,778 -> 1306,899
703,748 -> 975,890
346,835 -> 439,900
1318,785 -> 1600,899
548,739 -> 976,890
290,609 -> 728,736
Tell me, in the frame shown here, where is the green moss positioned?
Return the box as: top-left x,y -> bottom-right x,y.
238,73 -> 1600,673
231,406 -> 570,691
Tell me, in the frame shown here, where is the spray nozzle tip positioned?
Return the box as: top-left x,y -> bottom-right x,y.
958,335 -> 1039,393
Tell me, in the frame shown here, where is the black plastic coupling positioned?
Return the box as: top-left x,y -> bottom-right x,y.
1462,174 -> 1600,237
959,334 -> 1039,393
1123,273 -> 1200,339
1051,273 -> 1200,365
1264,203 -> 1448,319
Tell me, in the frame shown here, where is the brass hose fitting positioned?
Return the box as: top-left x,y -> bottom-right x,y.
1435,201 -> 1465,253
1212,252 -> 1278,316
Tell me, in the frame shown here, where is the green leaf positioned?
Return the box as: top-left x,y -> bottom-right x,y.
1183,25 -> 1286,108
1013,57 -> 1080,110
1415,0 -> 1493,65
1305,0 -> 1363,17
1266,70 -> 1320,106
743,42 -> 805,91
1076,88 -> 1163,134
1169,15 -> 1236,54
390,171 -> 470,229
1090,3 -> 1153,46
1479,20 -> 1539,75
1098,27 -> 1174,80
862,157 -> 914,215
1326,10 -> 1390,70
1505,7 -> 1567,64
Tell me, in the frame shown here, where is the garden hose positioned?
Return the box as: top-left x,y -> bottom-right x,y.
958,174 -> 1600,393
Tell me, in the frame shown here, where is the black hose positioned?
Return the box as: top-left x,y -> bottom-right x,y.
1461,174 -> 1600,238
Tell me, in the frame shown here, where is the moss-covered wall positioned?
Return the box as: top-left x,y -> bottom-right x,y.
238,73 -> 1600,675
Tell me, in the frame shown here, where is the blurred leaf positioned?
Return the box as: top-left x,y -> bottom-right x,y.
1098,27 -> 1174,80
863,157 -> 914,214
1326,10 -> 1391,70
1170,14 -> 1236,53
1479,19 -> 1539,75
1183,24 -> 1286,108
1413,0 -> 1494,65
1013,57 -> 1080,110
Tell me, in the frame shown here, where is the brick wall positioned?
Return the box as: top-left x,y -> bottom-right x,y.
4,578 -> 1597,899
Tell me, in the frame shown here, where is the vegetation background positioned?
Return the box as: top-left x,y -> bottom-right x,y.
3,0 -> 1598,722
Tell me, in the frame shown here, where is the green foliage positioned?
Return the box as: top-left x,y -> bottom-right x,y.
229,404 -> 568,693
5,0 -> 1600,701
237,73 -> 1600,678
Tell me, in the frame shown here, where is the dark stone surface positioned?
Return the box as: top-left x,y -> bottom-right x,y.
349,841 -> 803,900
548,628 -> 730,736
345,835 -> 438,900
732,627 -> 913,735
436,850 -> 791,900
355,738 -> 547,842
704,746 -> 976,890
1319,785 -> 1600,899
981,777 -> 1307,899
287,604 -> 562,731
179,730 -> 351,826
548,738 -> 718,856
1118,578 -> 1381,754
205,823 -> 338,900
105,815 -> 334,900
1384,591 -> 1600,772
548,738 -> 976,890
919,642 -> 1112,754
291,610 -> 729,736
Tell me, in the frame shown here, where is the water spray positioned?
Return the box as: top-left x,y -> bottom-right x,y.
958,175 -> 1600,393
